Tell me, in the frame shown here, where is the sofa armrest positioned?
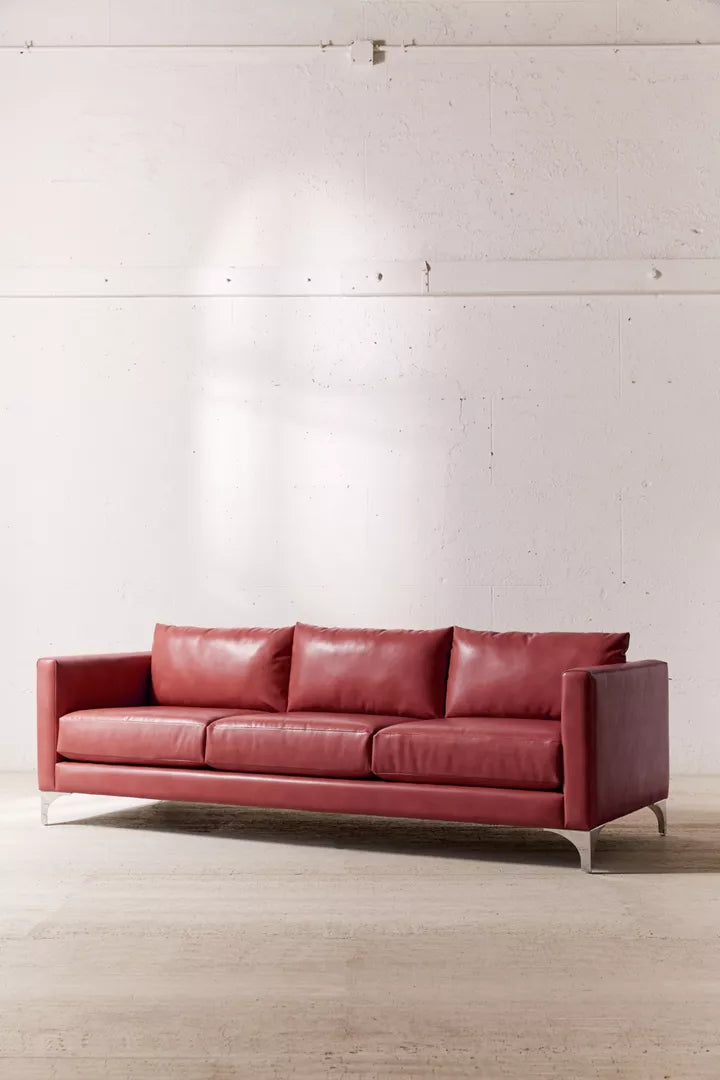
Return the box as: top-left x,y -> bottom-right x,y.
37,652 -> 152,790
561,660 -> 669,830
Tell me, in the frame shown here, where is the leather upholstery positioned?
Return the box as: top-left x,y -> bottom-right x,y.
372,717 -> 562,790
288,623 -> 453,718
152,624 -> 294,712
37,653 -> 151,789
37,632 -> 669,844
446,628 -> 630,719
206,712 -> 405,779
55,761 -> 566,829
58,706 -> 233,767
562,660 -> 669,829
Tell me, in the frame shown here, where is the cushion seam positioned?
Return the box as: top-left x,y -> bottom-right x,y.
374,768 -> 562,785
211,725 -> 372,736
154,700 -> 281,712
62,716 -> 214,726
58,752 -> 201,764
206,760 -> 369,776
379,731 -> 560,744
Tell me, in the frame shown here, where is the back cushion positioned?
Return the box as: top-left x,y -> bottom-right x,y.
288,623 -> 453,719
152,624 -> 294,712
446,628 -> 630,719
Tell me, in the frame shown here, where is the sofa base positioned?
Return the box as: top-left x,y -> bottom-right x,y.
43,765 -> 667,871
51,761 -> 565,827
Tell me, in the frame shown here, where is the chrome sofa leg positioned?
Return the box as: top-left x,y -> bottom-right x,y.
649,799 -> 668,836
40,791 -> 66,826
546,801 -> 667,871
544,826 -> 604,872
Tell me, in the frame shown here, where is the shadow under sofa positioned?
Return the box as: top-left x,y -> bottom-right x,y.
37,622 -> 669,872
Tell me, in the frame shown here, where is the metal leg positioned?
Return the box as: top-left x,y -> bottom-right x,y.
544,826 -> 605,872
649,799 -> 668,836
546,802 -> 667,870
40,791 -> 67,826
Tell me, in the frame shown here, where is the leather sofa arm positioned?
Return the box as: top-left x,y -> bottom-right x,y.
561,660 -> 669,830
37,652 -> 152,790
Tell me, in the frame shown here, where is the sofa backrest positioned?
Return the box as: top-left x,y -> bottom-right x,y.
151,624 -> 294,711
446,628 -> 630,720
151,622 -> 629,721
287,623 -> 453,719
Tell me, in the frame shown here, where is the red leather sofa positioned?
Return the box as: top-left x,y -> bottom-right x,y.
37,622 -> 669,871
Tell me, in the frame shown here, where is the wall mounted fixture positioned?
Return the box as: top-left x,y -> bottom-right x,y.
349,40 -> 376,64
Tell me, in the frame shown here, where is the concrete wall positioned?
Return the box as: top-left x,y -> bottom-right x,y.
1,2 -> 719,771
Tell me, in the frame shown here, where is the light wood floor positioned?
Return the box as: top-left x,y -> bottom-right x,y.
1,774 -> 719,1079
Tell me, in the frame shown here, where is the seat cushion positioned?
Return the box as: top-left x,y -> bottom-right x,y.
57,706 -> 234,767
287,623 -> 453,719
372,717 -> 563,790
446,628 -> 630,719
151,624 -> 294,711
206,712 -> 408,779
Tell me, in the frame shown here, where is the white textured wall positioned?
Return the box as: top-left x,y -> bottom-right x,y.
1,1 -> 719,772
